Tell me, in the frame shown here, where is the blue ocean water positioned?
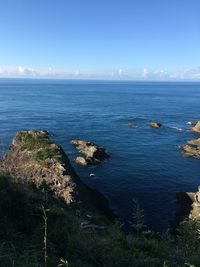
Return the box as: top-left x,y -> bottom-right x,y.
0,79 -> 200,231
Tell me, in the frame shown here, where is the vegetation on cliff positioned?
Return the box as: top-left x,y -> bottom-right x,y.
0,130 -> 200,267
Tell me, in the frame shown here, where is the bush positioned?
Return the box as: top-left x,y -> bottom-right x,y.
0,175 -> 200,267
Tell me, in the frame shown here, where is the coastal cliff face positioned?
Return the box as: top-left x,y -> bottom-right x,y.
0,130 -> 76,203
0,130 -> 114,217
178,121 -> 200,220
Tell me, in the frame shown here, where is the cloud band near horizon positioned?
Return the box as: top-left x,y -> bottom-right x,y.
0,66 -> 200,81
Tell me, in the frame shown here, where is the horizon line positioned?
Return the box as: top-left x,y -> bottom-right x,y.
0,77 -> 200,83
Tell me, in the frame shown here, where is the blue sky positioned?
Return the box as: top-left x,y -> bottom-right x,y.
0,0 -> 200,80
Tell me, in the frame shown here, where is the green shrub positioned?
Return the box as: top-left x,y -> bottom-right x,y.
1,175 -> 200,267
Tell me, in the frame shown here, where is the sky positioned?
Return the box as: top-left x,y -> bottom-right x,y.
0,0 -> 200,80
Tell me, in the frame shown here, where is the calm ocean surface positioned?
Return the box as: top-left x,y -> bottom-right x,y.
0,79 -> 200,231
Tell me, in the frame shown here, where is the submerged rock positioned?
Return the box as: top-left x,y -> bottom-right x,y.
71,140 -> 110,166
128,123 -> 136,128
148,122 -> 162,128
191,121 -> 200,134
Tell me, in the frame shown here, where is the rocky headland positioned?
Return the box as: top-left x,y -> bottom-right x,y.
0,130 -> 114,218
71,139 -> 110,166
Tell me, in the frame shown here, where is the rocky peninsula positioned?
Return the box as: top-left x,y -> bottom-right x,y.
0,130 -> 114,217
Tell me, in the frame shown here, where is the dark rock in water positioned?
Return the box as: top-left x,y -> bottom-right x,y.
191,121 -> 200,134
128,123 -> 135,128
0,130 -> 115,219
148,122 -> 162,128
71,140 -> 110,166
191,121 -> 198,127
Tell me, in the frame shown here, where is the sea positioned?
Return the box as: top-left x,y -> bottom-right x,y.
0,79 -> 200,231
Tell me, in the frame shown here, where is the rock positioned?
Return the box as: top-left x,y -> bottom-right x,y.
191,121 -> 198,126
181,138 -> 200,159
128,123 -> 135,128
191,121 -> 200,134
0,130 -> 115,219
180,120 -> 200,158
71,140 -> 110,166
75,156 -> 87,166
177,186 -> 200,221
148,122 -> 162,128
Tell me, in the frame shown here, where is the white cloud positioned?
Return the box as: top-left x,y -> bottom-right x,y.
142,68 -> 149,78
0,65 -> 200,80
140,67 -> 200,81
118,68 -> 123,76
18,66 -> 25,75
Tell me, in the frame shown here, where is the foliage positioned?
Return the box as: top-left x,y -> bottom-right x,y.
132,199 -> 146,234
17,131 -> 51,151
16,131 -> 61,165
33,148 -> 61,164
0,175 -> 200,267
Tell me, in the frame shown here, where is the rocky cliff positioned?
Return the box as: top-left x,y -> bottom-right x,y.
0,130 -> 114,218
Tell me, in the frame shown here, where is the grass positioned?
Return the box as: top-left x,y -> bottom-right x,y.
16,130 -> 62,165
16,131 -> 52,151
33,148 -> 61,164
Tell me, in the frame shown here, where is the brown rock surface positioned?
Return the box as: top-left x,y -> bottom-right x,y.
177,187 -> 200,221
148,122 -> 162,128
181,137 -> 200,159
71,140 -> 110,166
191,121 -> 200,134
0,130 -> 114,218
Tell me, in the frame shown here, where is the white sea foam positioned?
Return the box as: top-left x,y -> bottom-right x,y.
171,126 -> 183,131
187,121 -> 192,125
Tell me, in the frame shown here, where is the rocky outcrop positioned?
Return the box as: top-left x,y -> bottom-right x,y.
177,187 -> 200,221
148,122 -> 162,128
0,130 -> 114,218
180,121 -> 200,159
181,137 -> 200,159
181,138 -> 200,159
71,140 -> 110,166
191,121 -> 200,134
